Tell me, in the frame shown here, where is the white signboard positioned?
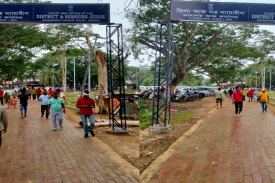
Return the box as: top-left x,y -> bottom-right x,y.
6,81 -> 12,84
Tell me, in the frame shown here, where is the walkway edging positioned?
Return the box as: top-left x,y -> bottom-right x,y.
90,136 -> 140,181
140,107 -> 217,183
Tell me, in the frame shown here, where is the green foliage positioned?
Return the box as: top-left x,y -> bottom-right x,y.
180,73 -> 204,86
140,122 -> 152,130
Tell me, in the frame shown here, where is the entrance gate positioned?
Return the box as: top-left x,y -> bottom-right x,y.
153,0 -> 275,127
0,3 -> 126,130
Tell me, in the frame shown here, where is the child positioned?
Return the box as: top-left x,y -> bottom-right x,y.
12,97 -> 17,108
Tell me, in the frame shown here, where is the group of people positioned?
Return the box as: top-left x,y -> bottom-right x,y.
26,87 -> 53,100
215,86 -> 270,116
0,86 -> 96,146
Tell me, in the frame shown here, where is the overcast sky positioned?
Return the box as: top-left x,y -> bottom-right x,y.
50,0 -> 139,67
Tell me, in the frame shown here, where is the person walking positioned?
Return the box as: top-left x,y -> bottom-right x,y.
0,88 -> 4,106
3,92 -> 11,109
48,91 -> 65,131
0,106 -> 8,149
36,87 -> 42,100
31,87 -> 36,100
214,88 -> 224,109
56,89 -> 68,105
241,88 -> 247,102
48,88 -> 53,97
76,90 -> 95,138
11,97 -> 17,108
248,89 -> 254,102
228,88 -> 233,101
39,89 -> 50,120
256,89 -> 261,102
259,89 -> 269,112
232,86 -> 244,116
18,88 -> 29,119
253,89 -> 257,102
26,87 -> 31,99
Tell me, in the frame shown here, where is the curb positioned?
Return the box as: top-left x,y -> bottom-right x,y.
140,107 -> 217,183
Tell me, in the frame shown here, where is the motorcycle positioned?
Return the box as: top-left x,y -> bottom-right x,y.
143,89 -> 153,99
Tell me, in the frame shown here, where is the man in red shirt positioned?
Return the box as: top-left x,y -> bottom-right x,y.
248,89 -> 254,102
36,87 -> 42,100
48,88 -> 53,96
232,86 -> 244,116
76,90 -> 95,138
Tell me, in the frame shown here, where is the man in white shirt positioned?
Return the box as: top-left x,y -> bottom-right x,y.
214,88 -> 224,109
39,89 -> 50,120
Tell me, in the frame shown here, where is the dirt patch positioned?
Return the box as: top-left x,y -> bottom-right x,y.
139,96 -> 216,173
63,105 -> 139,169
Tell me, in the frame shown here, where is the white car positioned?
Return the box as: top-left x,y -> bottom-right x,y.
13,87 -> 20,92
3,89 -> 15,95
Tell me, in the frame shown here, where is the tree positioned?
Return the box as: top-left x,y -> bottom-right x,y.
124,65 -> 139,87
197,56 -> 243,87
127,0 -> 267,89
180,73 -> 204,86
30,52 -> 62,86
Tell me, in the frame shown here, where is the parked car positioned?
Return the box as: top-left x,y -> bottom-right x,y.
192,87 -> 211,97
3,88 -> 15,95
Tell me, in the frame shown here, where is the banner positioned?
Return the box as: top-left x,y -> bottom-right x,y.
0,3 -> 110,24
171,1 -> 275,25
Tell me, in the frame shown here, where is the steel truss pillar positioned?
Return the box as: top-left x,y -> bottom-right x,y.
152,21 -> 174,127
106,24 -> 127,130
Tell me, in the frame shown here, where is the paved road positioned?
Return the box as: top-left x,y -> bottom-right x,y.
0,100 -> 137,183
152,100 -> 275,183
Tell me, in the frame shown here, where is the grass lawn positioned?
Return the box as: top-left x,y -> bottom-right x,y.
268,91 -> 275,101
139,99 -> 194,130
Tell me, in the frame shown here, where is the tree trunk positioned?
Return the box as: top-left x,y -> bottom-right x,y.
84,35 -> 108,114
95,52 -> 108,114
171,74 -> 185,92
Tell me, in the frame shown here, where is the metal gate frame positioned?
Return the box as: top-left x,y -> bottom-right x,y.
106,24 -> 127,130
152,21 -> 174,127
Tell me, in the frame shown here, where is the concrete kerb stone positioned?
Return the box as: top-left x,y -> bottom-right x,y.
89,136 -> 140,181
106,127 -> 129,134
149,124 -> 172,135
140,107 -> 217,183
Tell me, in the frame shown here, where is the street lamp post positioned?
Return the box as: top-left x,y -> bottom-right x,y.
52,64 -> 54,87
255,72 -> 258,88
52,63 -> 58,88
136,67 -> 138,91
80,55 -> 90,94
264,66 -> 265,89
270,67 -> 272,91
74,57 -> 75,93
88,51 -> 91,93
65,57 -> 67,94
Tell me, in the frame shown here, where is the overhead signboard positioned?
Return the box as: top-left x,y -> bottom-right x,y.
0,3 -> 110,24
6,81 -> 12,84
171,1 -> 275,25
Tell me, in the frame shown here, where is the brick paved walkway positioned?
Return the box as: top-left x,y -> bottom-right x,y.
152,100 -> 275,183
0,100 -> 137,183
